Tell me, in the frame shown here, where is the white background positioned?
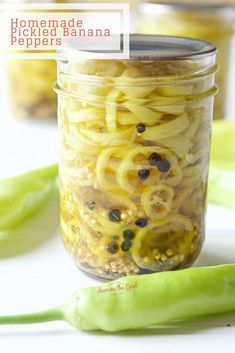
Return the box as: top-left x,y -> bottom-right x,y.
0,46 -> 235,352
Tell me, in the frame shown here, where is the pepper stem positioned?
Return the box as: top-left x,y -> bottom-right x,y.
0,307 -> 64,325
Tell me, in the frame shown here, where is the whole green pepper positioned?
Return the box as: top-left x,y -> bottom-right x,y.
208,120 -> 235,209
210,120 -> 235,162
0,165 -> 58,237
208,161 -> 235,209
1,264 -> 235,332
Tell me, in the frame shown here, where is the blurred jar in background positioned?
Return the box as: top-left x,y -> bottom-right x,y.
137,2 -> 235,120
7,59 -> 57,120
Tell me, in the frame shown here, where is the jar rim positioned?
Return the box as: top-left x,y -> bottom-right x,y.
58,34 -> 216,62
53,81 -> 218,105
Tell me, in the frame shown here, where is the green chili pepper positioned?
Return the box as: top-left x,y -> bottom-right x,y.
208,120 -> 235,209
0,165 -> 58,237
1,264 -> 235,332
210,120 -> 235,162
208,161 -> 235,209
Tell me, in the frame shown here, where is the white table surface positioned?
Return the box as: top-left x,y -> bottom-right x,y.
0,61 -> 235,353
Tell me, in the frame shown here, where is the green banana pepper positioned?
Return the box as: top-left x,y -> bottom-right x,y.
208,161 -> 235,209
0,264 -> 235,332
0,165 -> 58,237
210,120 -> 235,162
208,120 -> 235,209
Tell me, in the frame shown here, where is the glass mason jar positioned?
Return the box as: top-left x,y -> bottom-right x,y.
55,35 -> 217,280
136,3 -> 235,120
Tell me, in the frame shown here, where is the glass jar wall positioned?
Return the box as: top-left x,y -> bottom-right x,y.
137,2 -> 235,120
55,35 -> 217,280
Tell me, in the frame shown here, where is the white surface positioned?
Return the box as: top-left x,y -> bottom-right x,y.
0,60 -> 235,353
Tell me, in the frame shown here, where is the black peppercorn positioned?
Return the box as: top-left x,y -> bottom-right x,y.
106,241 -> 119,254
148,152 -> 162,166
123,229 -> 135,240
136,123 -> 146,133
108,209 -> 121,222
86,201 -> 96,210
121,240 -> 132,252
138,168 -> 150,181
135,218 -> 148,228
156,160 -> 171,173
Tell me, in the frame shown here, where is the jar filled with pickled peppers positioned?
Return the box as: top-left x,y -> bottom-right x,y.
136,2 -> 235,120
55,35 -> 217,280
